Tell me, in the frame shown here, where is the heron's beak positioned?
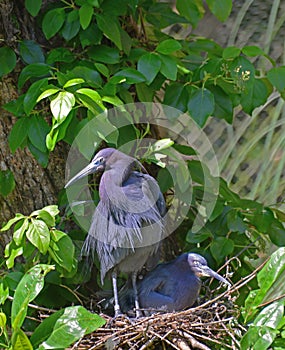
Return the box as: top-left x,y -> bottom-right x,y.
200,265 -> 231,287
65,162 -> 98,188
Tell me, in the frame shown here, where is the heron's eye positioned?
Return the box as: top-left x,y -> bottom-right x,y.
95,157 -> 104,165
192,260 -> 203,269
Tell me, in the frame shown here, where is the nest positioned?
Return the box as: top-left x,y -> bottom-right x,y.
68,257 -> 266,350
70,281 -> 247,350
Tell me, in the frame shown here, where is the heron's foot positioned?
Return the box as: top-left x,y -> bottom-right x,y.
109,312 -> 134,326
135,308 -> 143,318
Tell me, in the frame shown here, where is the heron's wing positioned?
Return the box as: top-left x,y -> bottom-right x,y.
140,291 -> 175,311
82,171 -> 165,283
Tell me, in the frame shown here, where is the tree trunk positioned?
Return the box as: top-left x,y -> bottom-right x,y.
0,0 -> 68,246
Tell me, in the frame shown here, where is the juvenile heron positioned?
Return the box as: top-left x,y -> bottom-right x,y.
120,252 -> 231,313
65,148 -> 166,317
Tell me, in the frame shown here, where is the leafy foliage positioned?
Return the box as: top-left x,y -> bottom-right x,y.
1,205 -> 77,275
2,0 -> 280,166
241,248 -> 285,350
0,264 -> 105,349
1,0 -> 285,348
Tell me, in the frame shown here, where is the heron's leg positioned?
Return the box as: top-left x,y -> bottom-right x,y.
132,271 -> 142,318
111,270 -> 121,317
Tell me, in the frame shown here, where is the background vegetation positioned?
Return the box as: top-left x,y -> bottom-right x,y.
0,0 -> 285,348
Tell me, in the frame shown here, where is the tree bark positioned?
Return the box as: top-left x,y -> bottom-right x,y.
0,0 -> 68,246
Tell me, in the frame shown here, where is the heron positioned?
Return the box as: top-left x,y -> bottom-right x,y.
120,252 -> 231,314
65,147 -> 166,317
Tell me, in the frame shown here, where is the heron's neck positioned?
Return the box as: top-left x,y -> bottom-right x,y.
99,166 -> 132,203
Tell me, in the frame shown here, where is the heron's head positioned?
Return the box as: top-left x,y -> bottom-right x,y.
65,148 -> 117,188
187,253 -> 231,287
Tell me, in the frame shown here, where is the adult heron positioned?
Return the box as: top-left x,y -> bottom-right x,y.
65,148 -> 166,317
120,252 -> 231,313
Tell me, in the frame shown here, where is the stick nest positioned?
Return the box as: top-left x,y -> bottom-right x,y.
71,282 -> 245,350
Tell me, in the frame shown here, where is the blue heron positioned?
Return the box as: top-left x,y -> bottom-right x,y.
120,252 -> 231,313
65,148 -> 166,317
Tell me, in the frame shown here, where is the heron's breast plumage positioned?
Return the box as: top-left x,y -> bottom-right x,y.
83,170 -> 165,283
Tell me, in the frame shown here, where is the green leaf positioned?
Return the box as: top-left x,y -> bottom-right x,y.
11,264 -> 54,330
210,85 -> 233,122
63,78 -> 85,88
46,111 -> 74,150
156,39 -> 182,55
157,167 -> 174,192
48,230 -> 75,271
25,0 -> 42,16
19,40 -> 45,64
240,78 -> 270,114
13,328 -> 33,350
30,309 -> 64,348
242,45 -> 265,57
88,45 -> 120,64
33,204 -> 59,217
227,210 -> 247,233
96,14 -> 122,50
0,285 -> 9,304
223,46 -> 241,59
5,272 -> 24,291
137,53 -> 161,85
114,68 -> 146,84
210,237 -> 234,264
0,170 -> 15,196
206,0 -> 232,22
28,142 -> 49,167
268,67 -> 285,93
3,95 -> 26,117
6,246 -> 23,269
76,88 -> 105,111
92,112 -> 119,145
0,46 -> 17,77
0,311 -> 7,326
8,118 -> 29,153
32,205 -> 59,226
136,83 -> 154,102
13,218 -> 29,245
65,66 -> 102,88
186,227 -> 213,243
240,325 -> 278,350
79,3 -> 93,29
80,24 -> 102,48
102,95 -> 124,106
187,88 -> 215,126
50,91 -> 75,122
26,218 -> 50,254
95,63 -> 109,78
146,3 -> 189,29
243,248 -> 285,323
37,88 -> 60,102
159,54 -> 177,80
253,300 -> 284,328
47,48 -> 75,64
1,213 -> 25,231
18,63 -> 51,89
42,8 -> 66,40
164,83 -> 188,112
62,10 -> 81,40
36,306 -> 105,349
28,115 -> 49,153
176,0 -> 204,27
24,78 -> 49,115
120,27 -> 132,55
268,220 -> 285,246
